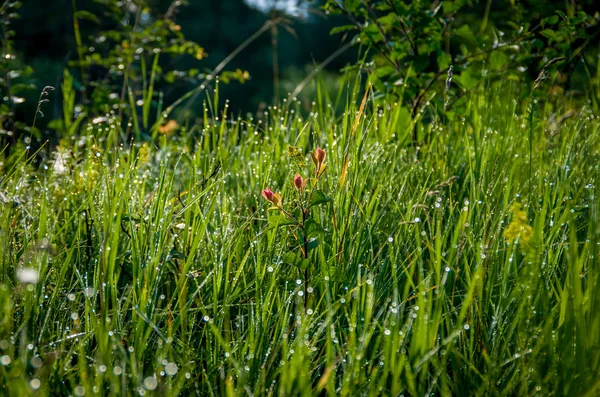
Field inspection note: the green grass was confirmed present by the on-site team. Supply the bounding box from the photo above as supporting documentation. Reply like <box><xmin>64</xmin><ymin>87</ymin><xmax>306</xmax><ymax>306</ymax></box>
<box><xmin>1</xmin><ymin>78</ymin><xmax>599</xmax><ymax>396</ymax></box>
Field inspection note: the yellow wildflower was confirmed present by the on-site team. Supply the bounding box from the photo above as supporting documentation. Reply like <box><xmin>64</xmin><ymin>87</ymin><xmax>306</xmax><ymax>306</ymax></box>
<box><xmin>503</xmin><ymin>203</ymin><xmax>533</xmax><ymax>246</ymax></box>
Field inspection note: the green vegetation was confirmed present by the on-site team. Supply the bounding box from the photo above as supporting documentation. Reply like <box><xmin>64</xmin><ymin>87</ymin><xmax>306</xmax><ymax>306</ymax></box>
<box><xmin>1</xmin><ymin>0</ymin><xmax>600</xmax><ymax>396</ymax></box>
<box><xmin>1</xmin><ymin>75</ymin><xmax>600</xmax><ymax>394</ymax></box>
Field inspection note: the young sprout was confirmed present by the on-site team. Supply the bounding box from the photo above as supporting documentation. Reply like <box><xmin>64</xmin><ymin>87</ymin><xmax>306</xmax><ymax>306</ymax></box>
<box><xmin>261</xmin><ymin>188</ymin><xmax>282</xmax><ymax>208</ymax></box>
<box><xmin>294</xmin><ymin>174</ymin><xmax>306</xmax><ymax>192</ymax></box>
<box><xmin>315</xmin><ymin>147</ymin><xmax>326</xmax><ymax>164</ymax></box>
<box><xmin>310</xmin><ymin>147</ymin><xmax>327</xmax><ymax>177</ymax></box>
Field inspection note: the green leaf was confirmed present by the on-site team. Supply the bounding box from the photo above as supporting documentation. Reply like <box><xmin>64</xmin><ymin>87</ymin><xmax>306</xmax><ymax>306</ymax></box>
<box><xmin>489</xmin><ymin>51</ymin><xmax>508</xmax><ymax>71</ymax></box>
<box><xmin>330</xmin><ymin>25</ymin><xmax>357</xmax><ymax>35</ymax></box>
<box><xmin>75</xmin><ymin>10</ymin><xmax>100</xmax><ymax>24</ymax></box>
<box><xmin>343</xmin><ymin>0</ymin><xmax>360</xmax><ymax>12</ymax></box>
<box><xmin>268</xmin><ymin>212</ymin><xmax>296</xmax><ymax>228</ymax></box>
<box><xmin>168</xmin><ymin>249</ymin><xmax>187</xmax><ymax>260</ymax></box>
<box><xmin>455</xmin><ymin>25</ymin><xmax>475</xmax><ymax>43</ymax></box>
<box><xmin>442</xmin><ymin>0</ymin><xmax>470</xmax><ymax>13</ymax></box>
<box><xmin>540</xmin><ymin>29</ymin><xmax>558</xmax><ymax>42</ymax></box>
<box><xmin>542</xmin><ymin>15</ymin><xmax>559</xmax><ymax>27</ymax></box>
<box><xmin>307</xmin><ymin>238</ymin><xmax>319</xmax><ymax>251</ymax></box>
<box><xmin>454</xmin><ymin>67</ymin><xmax>478</xmax><ymax>90</ymax></box>
<box><xmin>322</xmin><ymin>265</ymin><xmax>345</xmax><ymax>282</ymax></box>
<box><xmin>305</xmin><ymin>219</ymin><xmax>327</xmax><ymax>238</ymax></box>
<box><xmin>555</xmin><ymin>10</ymin><xmax>568</xmax><ymax>21</ymax></box>
<box><xmin>412</xmin><ymin>55</ymin><xmax>430</xmax><ymax>73</ymax></box>
<box><xmin>207</xmin><ymin>222</ymin><xmax>215</xmax><ymax>234</ymax></box>
<box><xmin>309</xmin><ymin>190</ymin><xmax>331</xmax><ymax>208</ymax></box>
<box><xmin>438</xmin><ymin>52</ymin><xmax>452</xmax><ymax>70</ymax></box>
<box><xmin>283</xmin><ymin>252</ymin><xmax>310</xmax><ymax>271</ymax></box>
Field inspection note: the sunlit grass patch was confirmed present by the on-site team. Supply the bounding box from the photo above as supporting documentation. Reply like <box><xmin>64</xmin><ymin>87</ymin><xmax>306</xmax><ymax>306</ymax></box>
<box><xmin>0</xmin><ymin>80</ymin><xmax>599</xmax><ymax>396</ymax></box>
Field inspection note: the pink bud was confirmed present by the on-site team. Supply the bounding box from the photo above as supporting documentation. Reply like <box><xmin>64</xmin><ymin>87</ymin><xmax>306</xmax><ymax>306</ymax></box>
<box><xmin>261</xmin><ymin>188</ymin><xmax>274</xmax><ymax>202</ymax></box>
<box><xmin>294</xmin><ymin>174</ymin><xmax>304</xmax><ymax>191</ymax></box>
<box><xmin>262</xmin><ymin>188</ymin><xmax>282</xmax><ymax>207</ymax></box>
<box><xmin>315</xmin><ymin>147</ymin><xmax>326</xmax><ymax>164</ymax></box>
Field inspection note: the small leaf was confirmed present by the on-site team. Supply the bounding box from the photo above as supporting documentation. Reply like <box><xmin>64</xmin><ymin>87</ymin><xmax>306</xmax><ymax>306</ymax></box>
<box><xmin>330</xmin><ymin>25</ymin><xmax>357</xmax><ymax>35</ymax></box>
<box><xmin>322</xmin><ymin>266</ymin><xmax>344</xmax><ymax>282</ymax></box>
<box><xmin>283</xmin><ymin>252</ymin><xmax>310</xmax><ymax>270</ymax></box>
<box><xmin>455</xmin><ymin>25</ymin><xmax>475</xmax><ymax>43</ymax></box>
<box><xmin>540</xmin><ymin>29</ymin><xmax>558</xmax><ymax>41</ymax></box>
<box><xmin>317</xmin><ymin>163</ymin><xmax>327</xmax><ymax>177</ymax></box>
<box><xmin>343</xmin><ymin>0</ymin><xmax>360</xmax><ymax>12</ymax></box>
<box><xmin>75</xmin><ymin>10</ymin><xmax>100</xmax><ymax>24</ymax></box>
<box><xmin>305</xmin><ymin>219</ymin><xmax>327</xmax><ymax>238</ymax></box>
<box><xmin>309</xmin><ymin>190</ymin><xmax>331</xmax><ymax>208</ymax></box>
<box><xmin>489</xmin><ymin>51</ymin><xmax>508</xmax><ymax>71</ymax></box>
<box><xmin>299</xmin><ymin>259</ymin><xmax>310</xmax><ymax>271</ymax></box>
<box><xmin>307</xmin><ymin>238</ymin><xmax>319</xmax><ymax>251</ymax></box>
<box><xmin>454</xmin><ymin>67</ymin><xmax>478</xmax><ymax>90</ymax></box>
<box><xmin>268</xmin><ymin>212</ymin><xmax>296</xmax><ymax>228</ymax></box>
<box><xmin>555</xmin><ymin>10</ymin><xmax>568</xmax><ymax>21</ymax></box>
<box><xmin>168</xmin><ymin>249</ymin><xmax>187</xmax><ymax>260</ymax></box>
<box><xmin>542</xmin><ymin>15</ymin><xmax>559</xmax><ymax>27</ymax></box>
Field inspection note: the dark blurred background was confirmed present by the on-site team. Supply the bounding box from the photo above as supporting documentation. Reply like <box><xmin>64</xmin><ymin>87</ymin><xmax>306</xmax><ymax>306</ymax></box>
<box><xmin>11</xmin><ymin>0</ymin><xmax>355</xmax><ymax>118</ymax></box>
<box><xmin>2</xmin><ymin>0</ymin><xmax>598</xmax><ymax>140</ymax></box>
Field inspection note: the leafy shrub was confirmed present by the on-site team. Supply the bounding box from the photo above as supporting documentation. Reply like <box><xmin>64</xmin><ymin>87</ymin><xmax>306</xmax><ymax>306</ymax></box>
<box><xmin>51</xmin><ymin>0</ymin><xmax>250</xmax><ymax>140</ymax></box>
<box><xmin>324</xmin><ymin>0</ymin><xmax>599</xmax><ymax>132</ymax></box>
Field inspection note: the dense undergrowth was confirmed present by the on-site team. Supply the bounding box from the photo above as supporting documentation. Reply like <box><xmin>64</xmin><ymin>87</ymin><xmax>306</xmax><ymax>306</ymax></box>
<box><xmin>1</xmin><ymin>78</ymin><xmax>600</xmax><ymax>396</ymax></box>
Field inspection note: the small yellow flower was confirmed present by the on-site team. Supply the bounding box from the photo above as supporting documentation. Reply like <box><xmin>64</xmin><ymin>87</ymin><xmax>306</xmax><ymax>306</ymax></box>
<box><xmin>504</xmin><ymin>203</ymin><xmax>533</xmax><ymax>246</ymax></box>
<box><xmin>138</xmin><ymin>143</ymin><xmax>150</xmax><ymax>165</ymax></box>
<box><xmin>287</xmin><ymin>145</ymin><xmax>305</xmax><ymax>167</ymax></box>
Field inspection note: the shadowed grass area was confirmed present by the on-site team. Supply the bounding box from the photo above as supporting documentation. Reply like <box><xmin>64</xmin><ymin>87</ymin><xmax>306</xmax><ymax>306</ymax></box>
<box><xmin>0</xmin><ymin>77</ymin><xmax>599</xmax><ymax>396</ymax></box>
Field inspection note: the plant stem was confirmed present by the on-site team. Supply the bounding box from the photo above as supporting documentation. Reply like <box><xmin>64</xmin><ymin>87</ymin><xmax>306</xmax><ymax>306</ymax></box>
<box><xmin>301</xmin><ymin>208</ymin><xmax>308</xmax><ymax>308</ymax></box>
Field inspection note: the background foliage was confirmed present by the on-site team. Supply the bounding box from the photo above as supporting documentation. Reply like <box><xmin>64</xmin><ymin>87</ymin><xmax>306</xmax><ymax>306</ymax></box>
<box><xmin>1</xmin><ymin>0</ymin><xmax>598</xmax><ymax>147</ymax></box>
<box><xmin>2</xmin><ymin>0</ymin><xmax>354</xmax><ymax>144</ymax></box>
<box><xmin>325</xmin><ymin>0</ymin><xmax>599</xmax><ymax>135</ymax></box>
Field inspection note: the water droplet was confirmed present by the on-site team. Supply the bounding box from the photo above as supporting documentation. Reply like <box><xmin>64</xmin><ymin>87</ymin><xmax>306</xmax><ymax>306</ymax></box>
<box><xmin>17</xmin><ymin>268</ymin><xmax>39</xmax><ymax>284</ymax></box>
<box><xmin>144</xmin><ymin>376</ymin><xmax>158</xmax><ymax>390</ymax></box>
<box><xmin>165</xmin><ymin>362</ymin><xmax>178</xmax><ymax>376</ymax></box>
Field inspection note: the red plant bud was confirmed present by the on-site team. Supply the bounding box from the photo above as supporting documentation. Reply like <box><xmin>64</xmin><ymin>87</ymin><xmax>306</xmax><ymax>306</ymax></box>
<box><xmin>294</xmin><ymin>174</ymin><xmax>304</xmax><ymax>191</ymax></box>
<box><xmin>315</xmin><ymin>147</ymin><xmax>326</xmax><ymax>164</ymax></box>
<box><xmin>262</xmin><ymin>188</ymin><xmax>282</xmax><ymax>207</ymax></box>
<box><xmin>261</xmin><ymin>188</ymin><xmax>274</xmax><ymax>202</ymax></box>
